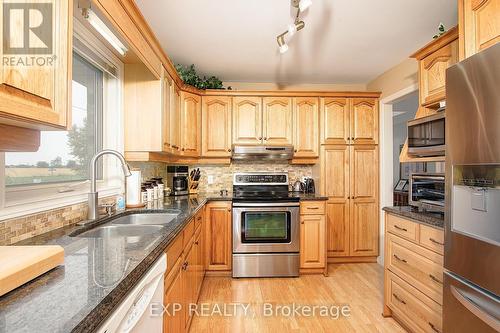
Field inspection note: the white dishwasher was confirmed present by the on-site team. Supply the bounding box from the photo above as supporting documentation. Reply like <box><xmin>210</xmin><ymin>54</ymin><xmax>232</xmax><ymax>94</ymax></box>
<box><xmin>98</xmin><ymin>254</ymin><xmax>167</xmax><ymax>333</ymax></box>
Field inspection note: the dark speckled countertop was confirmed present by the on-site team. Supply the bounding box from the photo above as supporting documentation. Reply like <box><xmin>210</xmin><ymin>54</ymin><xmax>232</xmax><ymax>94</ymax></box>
<box><xmin>383</xmin><ymin>206</ymin><xmax>444</xmax><ymax>229</ymax></box>
<box><xmin>0</xmin><ymin>193</ymin><xmax>325</xmax><ymax>333</ymax></box>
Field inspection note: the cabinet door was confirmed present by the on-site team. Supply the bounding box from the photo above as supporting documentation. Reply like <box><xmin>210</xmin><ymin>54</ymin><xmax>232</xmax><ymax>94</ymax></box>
<box><xmin>293</xmin><ymin>97</ymin><xmax>319</xmax><ymax>158</ymax></box>
<box><xmin>194</xmin><ymin>230</ymin><xmax>203</xmax><ymax>297</ymax></box>
<box><xmin>202</xmin><ymin>96</ymin><xmax>232</xmax><ymax>157</ymax></box>
<box><xmin>460</xmin><ymin>0</ymin><xmax>500</xmax><ymax>59</ymax></box>
<box><xmin>164</xmin><ymin>266</ymin><xmax>185</xmax><ymax>333</ymax></box>
<box><xmin>0</xmin><ymin>0</ymin><xmax>71</xmax><ymax>129</ymax></box>
<box><xmin>170</xmin><ymin>85</ymin><xmax>181</xmax><ymax>153</ymax></box>
<box><xmin>321</xmin><ymin>145</ymin><xmax>350</xmax><ymax>257</ymax></box>
<box><xmin>232</xmin><ymin>97</ymin><xmax>262</xmax><ymax>145</ymax></box>
<box><xmin>320</xmin><ymin>98</ymin><xmax>349</xmax><ymax>145</ymax></box>
<box><xmin>262</xmin><ymin>97</ymin><xmax>293</xmax><ymax>145</ymax></box>
<box><xmin>183</xmin><ymin>243</ymin><xmax>197</xmax><ymax>329</ymax></box>
<box><xmin>205</xmin><ymin>202</ymin><xmax>232</xmax><ymax>271</ymax></box>
<box><xmin>163</xmin><ymin>72</ymin><xmax>173</xmax><ymax>152</ymax></box>
<box><xmin>300</xmin><ymin>215</ymin><xmax>326</xmax><ymax>268</ymax></box>
<box><xmin>420</xmin><ymin>39</ymin><xmax>458</xmax><ymax>107</ymax></box>
<box><xmin>350</xmin><ymin>98</ymin><xmax>378</xmax><ymax>145</ymax></box>
<box><xmin>180</xmin><ymin>92</ymin><xmax>201</xmax><ymax>157</ymax></box>
<box><xmin>349</xmin><ymin>145</ymin><xmax>379</xmax><ymax>257</ymax></box>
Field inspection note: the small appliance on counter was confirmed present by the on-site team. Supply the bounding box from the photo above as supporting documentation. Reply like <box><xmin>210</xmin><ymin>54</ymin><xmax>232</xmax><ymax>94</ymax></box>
<box><xmin>166</xmin><ymin>166</ymin><xmax>189</xmax><ymax>196</ymax></box>
<box><xmin>408</xmin><ymin>173</ymin><xmax>445</xmax><ymax>213</ymax></box>
<box><xmin>304</xmin><ymin>177</ymin><xmax>315</xmax><ymax>194</ymax></box>
<box><xmin>291</xmin><ymin>180</ymin><xmax>305</xmax><ymax>192</ymax></box>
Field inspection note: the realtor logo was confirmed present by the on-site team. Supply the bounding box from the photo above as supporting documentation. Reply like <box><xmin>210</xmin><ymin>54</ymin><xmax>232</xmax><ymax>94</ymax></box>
<box><xmin>3</xmin><ymin>2</ymin><xmax>53</xmax><ymax>55</ymax></box>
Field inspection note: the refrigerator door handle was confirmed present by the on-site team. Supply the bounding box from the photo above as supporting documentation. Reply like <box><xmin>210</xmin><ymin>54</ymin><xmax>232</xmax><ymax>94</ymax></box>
<box><xmin>451</xmin><ymin>285</ymin><xmax>500</xmax><ymax>332</ymax></box>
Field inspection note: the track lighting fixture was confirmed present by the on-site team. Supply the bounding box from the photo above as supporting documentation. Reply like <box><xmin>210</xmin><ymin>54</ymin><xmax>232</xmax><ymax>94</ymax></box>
<box><xmin>276</xmin><ymin>0</ymin><xmax>310</xmax><ymax>53</ymax></box>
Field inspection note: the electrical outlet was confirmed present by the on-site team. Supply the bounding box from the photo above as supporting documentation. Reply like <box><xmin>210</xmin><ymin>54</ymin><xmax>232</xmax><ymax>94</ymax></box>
<box><xmin>207</xmin><ymin>175</ymin><xmax>214</xmax><ymax>184</ymax></box>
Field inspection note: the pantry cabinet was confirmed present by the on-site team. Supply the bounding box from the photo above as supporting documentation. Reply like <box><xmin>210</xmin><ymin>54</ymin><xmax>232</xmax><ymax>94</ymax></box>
<box><xmin>350</xmin><ymin>98</ymin><xmax>379</xmax><ymax>145</ymax></box>
<box><xmin>180</xmin><ymin>92</ymin><xmax>201</xmax><ymax>157</ymax></box>
<box><xmin>293</xmin><ymin>97</ymin><xmax>319</xmax><ymax>158</ymax></box>
<box><xmin>232</xmin><ymin>97</ymin><xmax>262</xmax><ymax>145</ymax></box>
<box><xmin>201</xmin><ymin>96</ymin><xmax>232</xmax><ymax>157</ymax></box>
<box><xmin>0</xmin><ymin>0</ymin><xmax>71</xmax><ymax>131</ymax></box>
<box><xmin>320</xmin><ymin>98</ymin><xmax>350</xmax><ymax>145</ymax></box>
<box><xmin>459</xmin><ymin>0</ymin><xmax>500</xmax><ymax>60</ymax></box>
<box><xmin>205</xmin><ymin>201</ymin><xmax>232</xmax><ymax>271</ymax></box>
<box><xmin>262</xmin><ymin>97</ymin><xmax>293</xmax><ymax>145</ymax></box>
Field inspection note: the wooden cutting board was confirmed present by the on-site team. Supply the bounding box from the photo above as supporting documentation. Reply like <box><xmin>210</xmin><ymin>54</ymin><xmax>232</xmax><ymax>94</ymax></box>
<box><xmin>0</xmin><ymin>245</ymin><xmax>64</xmax><ymax>297</ymax></box>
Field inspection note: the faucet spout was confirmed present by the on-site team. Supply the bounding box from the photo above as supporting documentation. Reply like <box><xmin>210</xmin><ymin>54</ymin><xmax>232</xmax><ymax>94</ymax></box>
<box><xmin>88</xmin><ymin>150</ymin><xmax>131</xmax><ymax>220</ymax></box>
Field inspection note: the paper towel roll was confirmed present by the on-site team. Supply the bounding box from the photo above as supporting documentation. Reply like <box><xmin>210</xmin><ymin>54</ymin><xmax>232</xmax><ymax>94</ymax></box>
<box><xmin>126</xmin><ymin>169</ymin><xmax>142</xmax><ymax>207</ymax></box>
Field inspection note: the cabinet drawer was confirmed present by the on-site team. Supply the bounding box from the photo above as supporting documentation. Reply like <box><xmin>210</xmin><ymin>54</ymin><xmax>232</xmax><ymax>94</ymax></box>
<box><xmin>300</xmin><ymin>201</ymin><xmax>325</xmax><ymax>215</ymax></box>
<box><xmin>388</xmin><ymin>272</ymin><xmax>442</xmax><ymax>333</ymax></box>
<box><xmin>165</xmin><ymin>233</ymin><xmax>183</xmax><ymax>275</ymax></box>
<box><xmin>183</xmin><ymin>218</ymin><xmax>195</xmax><ymax>249</ymax></box>
<box><xmin>419</xmin><ymin>225</ymin><xmax>444</xmax><ymax>255</ymax></box>
<box><xmin>195</xmin><ymin>211</ymin><xmax>203</xmax><ymax>232</ymax></box>
<box><xmin>386</xmin><ymin>214</ymin><xmax>419</xmax><ymax>242</ymax></box>
<box><xmin>387</xmin><ymin>234</ymin><xmax>443</xmax><ymax>305</ymax></box>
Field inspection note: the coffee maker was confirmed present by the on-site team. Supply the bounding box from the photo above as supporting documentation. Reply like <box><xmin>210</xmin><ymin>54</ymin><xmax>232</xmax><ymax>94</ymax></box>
<box><xmin>166</xmin><ymin>166</ymin><xmax>189</xmax><ymax>196</ymax></box>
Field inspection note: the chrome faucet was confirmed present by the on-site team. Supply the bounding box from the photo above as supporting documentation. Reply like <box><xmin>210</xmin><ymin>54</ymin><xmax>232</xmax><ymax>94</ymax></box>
<box><xmin>87</xmin><ymin>150</ymin><xmax>132</xmax><ymax>220</ymax></box>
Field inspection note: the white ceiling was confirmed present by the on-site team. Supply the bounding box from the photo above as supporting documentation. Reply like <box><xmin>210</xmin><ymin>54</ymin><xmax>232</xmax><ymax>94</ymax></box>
<box><xmin>134</xmin><ymin>0</ymin><xmax>457</xmax><ymax>85</ymax></box>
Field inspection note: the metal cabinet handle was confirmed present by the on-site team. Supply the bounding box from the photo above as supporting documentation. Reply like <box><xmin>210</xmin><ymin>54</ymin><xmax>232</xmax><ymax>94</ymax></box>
<box><xmin>393</xmin><ymin>254</ymin><xmax>407</xmax><ymax>263</ymax></box>
<box><xmin>307</xmin><ymin>207</ymin><xmax>319</xmax><ymax>210</ymax></box>
<box><xmin>228</xmin><ymin>149</ymin><xmax>232</xmax><ymax>152</ymax></box>
<box><xmin>429</xmin><ymin>274</ymin><xmax>442</xmax><ymax>284</ymax></box>
<box><xmin>429</xmin><ymin>238</ymin><xmax>444</xmax><ymax>246</ymax></box>
<box><xmin>264</xmin><ymin>137</ymin><xmax>268</xmax><ymax>140</ymax></box>
<box><xmin>172</xmin><ymin>145</ymin><xmax>179</xmax><ymax>149</ymax></box>
<box><xmin>394</xmin><ymin>225</ymin><xmax>408</xmax><ymax>232</ymax></box>
<box><xmin>393</xmin><ymin>293</ymin><xmax>406</xmax><ymax>305</ymax></box>
<box><xmin>258</xmin><ymin>137</ymin><xmax>262</xmax><ymax>140</ymax></box>
<box><xmin>428</xmin><ymin>322</ymin><xmax>441</xmax><ymax>333</ymax></box>
<box><xmin>195</xmin><ymin>241</ymin><xmax>199</xmax><ymax>245</ymax></box>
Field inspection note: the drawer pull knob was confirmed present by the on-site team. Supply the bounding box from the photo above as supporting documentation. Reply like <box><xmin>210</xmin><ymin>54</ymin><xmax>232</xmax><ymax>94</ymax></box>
<box><xmin>393</xmin><ymin>254</ymin><xmax>407</xmax><ymax>263</ymax></box>
<box><xmin>429</xmin><ymin>238</ymin><xmax>444</xmax><ymax>246</ymax></box>
<box><xmin>393</xmin><ymin>293</ymin><xmax>406</xmax><ymax>305</ymax></box>
<box><xmin>428</xmin><ymin>322</ymin><xmax>441</xmax><ymax>333</ymax></box>
<box><xmin>394</xmin><ymin>225</ymin><xmax>407</xmax><ymax>232</ymax></box>
<box><xmin>195</xmin><ymin>241</ymin><xmax>199</xmax><ymax>245</ymax></box>
<box><xmin>429</xmin><ymin>274</ymin><xmax>442</xmax><ymax>284</ymax></box>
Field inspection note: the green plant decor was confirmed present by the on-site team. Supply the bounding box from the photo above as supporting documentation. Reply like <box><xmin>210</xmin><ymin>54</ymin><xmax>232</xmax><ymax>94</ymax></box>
<box><xmin>432</xmin><ymin>23</ymin><xmax>447</xmax><ymax>39</ymax></box>
<box><xmin>175</xmin><ymin>64</ymin><xmax>225</xmax><ymax>90</ymax></box>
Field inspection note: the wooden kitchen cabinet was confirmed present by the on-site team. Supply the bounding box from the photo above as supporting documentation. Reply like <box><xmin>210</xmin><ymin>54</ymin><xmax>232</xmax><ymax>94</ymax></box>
<box><xmin>300</xmin><ymin>214</ymin><xmax>326</xmax><ymax>269</ymax></box>
<box><xmin>0</xmin><ymin>0</ymin><xmax>71</xmax><ymax>131</ymax></box>
<box><xmin>180</xmin><ymin>92</ymin><xmax>201</xmax><ymax>157</ymax></box>
<box><xmin>201</xmin><ymin>96</ymin><xmax>232</xmax><ymax>157</ymax></box>
<box><xmin>262</xmin><ymin>97</ymin><xmax>293</xmax><ymax>145</ymax></box>
<box><xmin>232</xmin><ymin>96</ymin><xmax>262</xmax><ymax>145</ymax></box>
<box><xmin>163</xmin><ymin>73</ymin><xmax>173</xmax><ymax>153</ymax></box>
<box><xmin>320</xmin><ymin>98</ymin><xmax>350</xmax><ymax>145</ymax></box>
<box><xmin>293</xmin><ymin>97</ymin><xmax>319</xmax><ymax>158</ymax></box>
<box><xmin>170</xmin><ymin>85</ymin><xmax>182</xmax><ymax>153</ymax></box>
<box><xmin>459</xmin><ymin>0</ymin><xmax>500</xmax><ymax>60</ymax></box>
<box><xmin>205</xmin><ymin>201</ymin><xmax>232</xmax><ymax>271</ymax></box>
<box><xmin>350</xmin><ymin>98</ymin><xmax>378</xmax><ymax>145</ymax></box>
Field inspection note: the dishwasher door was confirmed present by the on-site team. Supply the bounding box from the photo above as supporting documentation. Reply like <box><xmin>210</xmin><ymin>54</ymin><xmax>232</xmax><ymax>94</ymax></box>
<box><xmin>98</xmin><ymin>254</ymin><xmax>167</xmax><ymax>333</ymax></box>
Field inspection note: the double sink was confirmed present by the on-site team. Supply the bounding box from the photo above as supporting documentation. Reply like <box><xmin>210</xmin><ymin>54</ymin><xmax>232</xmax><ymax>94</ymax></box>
<box><xmin>73</xmin><ymin>210</ymin><xmax>181</xmax><ymax>239</ymax></box>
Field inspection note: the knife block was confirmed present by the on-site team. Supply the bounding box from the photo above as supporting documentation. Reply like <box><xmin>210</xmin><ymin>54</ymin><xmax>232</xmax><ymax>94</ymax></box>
<box><xmin>188</xmin><ymin>176</ymin><xmax>199</xmax><ymax>194</ymax></box>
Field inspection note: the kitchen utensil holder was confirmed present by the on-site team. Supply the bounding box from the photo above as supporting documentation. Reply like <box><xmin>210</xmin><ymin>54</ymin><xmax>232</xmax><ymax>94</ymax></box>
<box><xmin>188</xmin><ymin>177</ymin><xmax>199</xmax><ymax>194</ymax></box>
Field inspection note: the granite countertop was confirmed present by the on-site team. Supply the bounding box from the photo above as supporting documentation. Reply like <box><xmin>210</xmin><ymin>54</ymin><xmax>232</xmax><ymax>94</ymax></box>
<box><xmin>0</xmin><ymin>192</ymin><xmax>325</xmax><ymax>333</ymax></box>
<box><xmin>383</xmin><ymin>206</ymin><xmax>444</xmax><ymax>229</ymax></box>
<box><xmin>200</xmin><ymin>191</ymin><xmax>328</xmax><ymax>201</ymax></box>
<box><xmin>0</xmin><ymin>195</ymin><xmax>214</xmax><ymax>333</ymax></box>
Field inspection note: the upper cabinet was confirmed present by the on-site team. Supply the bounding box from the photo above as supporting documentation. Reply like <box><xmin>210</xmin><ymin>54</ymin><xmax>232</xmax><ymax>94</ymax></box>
<box><xmin>262</xmin><ymin>97</ymin><xmax>293</xmax><ymax>145</ymax></box>
<box><xmin>459</xmin><ymin>0</ymin><xmax>500</xmax><ymax>60</ymax></box>
<box><xmin>411</xmin><ymin>27</ymin><xmax>459</xmax><ymax>108</ymax></box>
<box><xmin>170</xmin><ymin>85</ymin><xmax>182</xmax><ymax>153</ymax></box>
<box><xmin>293</xmin><ymin>97</ymin><xmax>319</xmax><ymax>158</ymax></box>
<box><xmin>163</xmin><ymin>73</ymin><xmax>173</xmax><ymax>152</ymax></box>
<box><xmin>320</xmin><ymin>97</ymin><xmax>378</xmax><ymax>145</ymax></box>
<box><xmin>232</xmin><ymin>97</ymin><xmax>262</xmax><ymax>145</ymax></box>
<box><xmin>0</xmin><ymin>0</ymin><xmax>71</xmax><ymax>131</ymax></box>
<box><xmin>180</xmin><ymin>92</ymin><xmax>201</xmax><ymax>157</ymax></box>
<box><xmin>202</xmin><ymin>96</ymin><xmax>232</xmax><ymax>157</ymax></box>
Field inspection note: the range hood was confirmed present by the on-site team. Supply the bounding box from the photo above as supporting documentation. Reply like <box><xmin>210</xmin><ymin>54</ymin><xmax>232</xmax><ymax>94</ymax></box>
<box><xmin>231</xmin><ymin>145</ymin><xmax>294</xmax><ymax>161</ymax></box>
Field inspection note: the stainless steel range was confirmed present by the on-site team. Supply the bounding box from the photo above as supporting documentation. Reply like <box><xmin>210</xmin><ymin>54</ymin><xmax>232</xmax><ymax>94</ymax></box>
<box><xmin>232</xmin><ymin>172</ymin><xmax>300</xmax><ymax>278</ymax></box>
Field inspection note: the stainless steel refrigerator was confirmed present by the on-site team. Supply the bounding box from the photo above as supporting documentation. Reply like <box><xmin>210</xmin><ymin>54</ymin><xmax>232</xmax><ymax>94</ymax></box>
<box><xmin>444</xmin><ymin>43</ymin><xmax>500</xmax><ymax>332</ymax></box>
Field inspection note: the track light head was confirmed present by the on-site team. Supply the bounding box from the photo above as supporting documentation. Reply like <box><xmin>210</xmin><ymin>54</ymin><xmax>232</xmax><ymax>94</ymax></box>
<box><xmin>277</xmin><ymin>35</ymin><xmax>289</xmax><ymax>54</ymax></box>
<box><xmin>299</xmin><ymin>0</ymin><xmax>312</xmax><ymax>12</ymax></box>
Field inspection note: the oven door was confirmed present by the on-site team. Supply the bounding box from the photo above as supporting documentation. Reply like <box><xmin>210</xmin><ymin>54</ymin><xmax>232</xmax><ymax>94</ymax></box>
<box><xmin>232</xmin><ymin>204</ymin><xmax>299</xmax><ymax>253</ymax></box>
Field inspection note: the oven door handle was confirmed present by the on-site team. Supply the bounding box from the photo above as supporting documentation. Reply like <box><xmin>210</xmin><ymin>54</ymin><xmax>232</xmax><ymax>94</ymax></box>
<box><xmin>232</xmin><ymin>202</ymin><xmax>300</xmax><ymax>207</ymax></box>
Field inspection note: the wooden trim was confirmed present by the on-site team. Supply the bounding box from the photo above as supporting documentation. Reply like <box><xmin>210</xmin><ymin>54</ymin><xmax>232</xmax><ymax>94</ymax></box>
<box><xmin>327</xmin><ymin>256</ymin><xmax>378</xmax><ymax>263</ymax></box>
<box><xmin>290</xmin><ymin>158</ymin><xmax>318</xmax><ymax>165</ymax></box>
<box><xmin>410</xmin><ymin>26</ymin><xmax>459</xmax><ymax>60</ymax></box>
<box><xmin>0</xmin><ymin>125</ymin><xmax>40</xmax><ymax>152</ymax></box>
<box><xmin>204</xmin><ymin>270</ymin><xmax>232</xmax><ymax>277</ymax></box>
<box><xmin>204</xmin><ymin>90</ymin><xmax>381</xmax><ymax>98</ymax></box>
<box><xmin>124</xmin><ymin>151</ymin><xmax>231</xmax><ymax>164</ymax></box>
<box><xmin>299</xmin><ymin>268</ymin><xmax>326</xmax><ymax>275</ymax></box>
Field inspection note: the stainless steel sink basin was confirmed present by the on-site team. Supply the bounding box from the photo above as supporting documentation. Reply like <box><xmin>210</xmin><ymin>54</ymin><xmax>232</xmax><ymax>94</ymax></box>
<box><xmin>111</xmin><ymin>213</ymin><xmax>179</xmax><ymax>226</ymax></box>
<box><xmin>76</xmin><ymin>225</ymin><xmax>163</xmax><ymax>238</ymax></box>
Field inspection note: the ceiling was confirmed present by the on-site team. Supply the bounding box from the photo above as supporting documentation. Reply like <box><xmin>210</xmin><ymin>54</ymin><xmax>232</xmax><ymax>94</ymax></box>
<box><xmin>134</xmin><ymin>0</ymin><xmax>457</xmax><ymax>85</ymax></box>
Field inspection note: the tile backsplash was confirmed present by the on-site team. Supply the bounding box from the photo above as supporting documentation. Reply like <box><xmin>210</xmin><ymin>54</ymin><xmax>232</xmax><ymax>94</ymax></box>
<box><xmin>128</xmin><ymin>161</ymin><xmax>168</xmax><ymax>182</ymax></box>
<box><xmin>190</xmin><ymin>163</ymin><xmax>313</xmax><ymax>192</ymax></box>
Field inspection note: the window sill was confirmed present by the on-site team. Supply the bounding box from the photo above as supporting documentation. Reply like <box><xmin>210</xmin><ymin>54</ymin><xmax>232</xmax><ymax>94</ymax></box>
<box><xmin>0</xmin><ymin>185</ymin><xmax>121</xmax><ymax>221</ymax></box>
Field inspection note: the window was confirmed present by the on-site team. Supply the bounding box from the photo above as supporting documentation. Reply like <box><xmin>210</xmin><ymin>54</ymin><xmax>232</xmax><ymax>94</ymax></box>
<box><xmin>5</xmin><ymin>52</ymin><xmax>104</xmax><ymax>186</ymax></box>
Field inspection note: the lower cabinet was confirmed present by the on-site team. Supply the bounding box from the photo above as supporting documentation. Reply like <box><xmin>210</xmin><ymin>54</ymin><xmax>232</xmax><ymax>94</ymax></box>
<box><xmin>205</xmin><ymin>201</ymin><xmax>232</xmax><ymax>272</ymax></box>
<box><xmin>299</xmin><ymin>202</ymin><xmax>327</xmax><ymax>274</ymax></box>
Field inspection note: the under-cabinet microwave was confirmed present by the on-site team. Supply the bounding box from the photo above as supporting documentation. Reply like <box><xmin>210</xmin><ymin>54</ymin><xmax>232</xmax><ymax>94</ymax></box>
<box><xmin>407</xmin><ymin>112</ymin><xmax>445</xmax><ymax>157</ymax></box>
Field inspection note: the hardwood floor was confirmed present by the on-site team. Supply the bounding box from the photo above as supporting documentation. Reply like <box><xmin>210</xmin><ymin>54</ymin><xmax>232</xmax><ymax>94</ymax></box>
<box><xmin>190</xmin><ymin>263</ymin><xmax>405</xmax><ymax>332</ymax></box>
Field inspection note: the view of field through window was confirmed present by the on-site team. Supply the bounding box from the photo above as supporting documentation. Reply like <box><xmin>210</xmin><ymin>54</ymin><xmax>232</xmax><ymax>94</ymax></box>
<box><xmin>5</xmin><ymin>53</ymin><xmax>103</xmax><ymax>186</ymax></box>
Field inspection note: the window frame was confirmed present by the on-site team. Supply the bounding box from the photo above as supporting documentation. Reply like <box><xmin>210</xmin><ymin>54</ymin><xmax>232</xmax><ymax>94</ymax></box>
<box><xmin>0</xmin><ymin>18</ymin><xmax>125</xmax><ymax>220</ymax></box>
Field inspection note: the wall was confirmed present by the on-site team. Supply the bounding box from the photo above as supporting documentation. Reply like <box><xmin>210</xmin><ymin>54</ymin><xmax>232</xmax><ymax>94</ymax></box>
<box><xmin>191</xmin><ymin>163</ymin><xmax>312</xmax><ymax>193</ymax></box>
<box><xmin>222</xmin><ymin>82</ymin><xmax>367</xmax><ymax>92</ymax></box>
<box><xmin>366</xmin><ymin>58</ymin><xmax>418</xmax><ymax>99</ymax></box>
